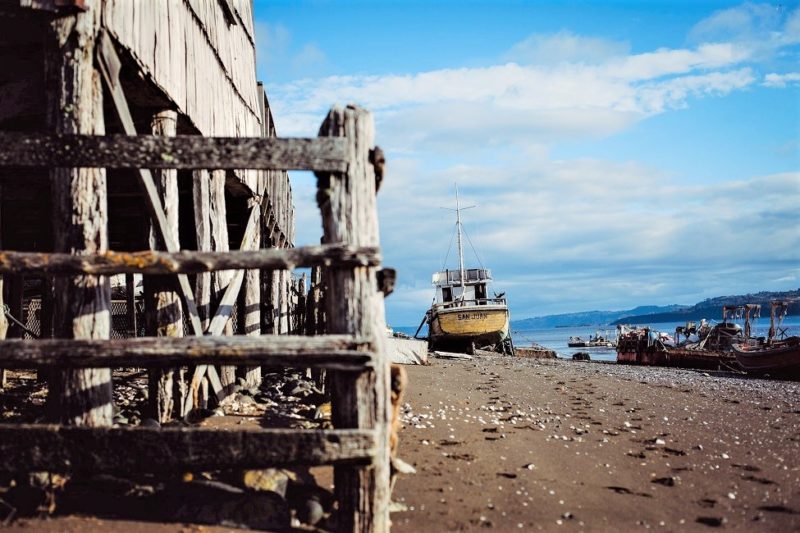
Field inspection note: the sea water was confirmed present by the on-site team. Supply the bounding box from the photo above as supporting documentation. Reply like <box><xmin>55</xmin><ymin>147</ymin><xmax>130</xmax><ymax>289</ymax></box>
<box><xmin>396</xmin><ymin>317</ymin><xmax>800</xmax><ymax>363</ymax></box>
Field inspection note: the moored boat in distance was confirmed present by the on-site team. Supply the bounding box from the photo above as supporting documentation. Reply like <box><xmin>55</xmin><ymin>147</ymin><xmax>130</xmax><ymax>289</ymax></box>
<box><xmin>567</xmin><ymin>331</ymin><xmax>615</xmax><ymax>348</ymax></box>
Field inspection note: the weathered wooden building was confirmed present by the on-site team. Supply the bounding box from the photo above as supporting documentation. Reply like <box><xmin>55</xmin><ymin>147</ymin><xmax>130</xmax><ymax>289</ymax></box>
<box><xmin>0</xmin><ymin>1</ymin><xmax>391</xmax><ymax>530</ymax></box>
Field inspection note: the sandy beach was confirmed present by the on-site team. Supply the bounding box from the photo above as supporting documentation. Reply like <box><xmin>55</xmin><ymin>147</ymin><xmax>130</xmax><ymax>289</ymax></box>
<box><xmin>391</xmin><ymin>356</ymin><xmax>800</xmax><ymax>531</ymax></box>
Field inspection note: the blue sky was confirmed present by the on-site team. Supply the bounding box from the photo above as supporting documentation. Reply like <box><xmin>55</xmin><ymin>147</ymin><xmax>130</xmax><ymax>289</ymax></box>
<box><xmin>252</xmin><ymin>1</ymin><xmax>800</xmax><ymax>326</ymax></box>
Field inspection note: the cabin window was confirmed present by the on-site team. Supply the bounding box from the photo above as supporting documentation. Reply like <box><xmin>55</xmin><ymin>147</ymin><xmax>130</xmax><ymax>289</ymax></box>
<box><xmin>475</xmin><ymin>283</ymin><xmax>487</xmax><ymax>303</ymax></box>
<box><xmin>442</xmin><ymin>287</ymin><xmax>452</xmax><ymax>302</ymax></box>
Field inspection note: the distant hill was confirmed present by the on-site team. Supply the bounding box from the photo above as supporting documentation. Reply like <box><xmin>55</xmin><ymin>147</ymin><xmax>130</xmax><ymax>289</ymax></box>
<box><xmin>510</xmin><ymin>289</ymin><xmax>800</xmax><ymax>329</ymax></box>
<box><xmin>609</xmin><ymin>289</ymin><xmax>800</xmax><ymax>325</ymax></box>
<box><xmin>511</xmin><ymin>304</ymin><xmax>685</xmax><ymax>329</ymax></box>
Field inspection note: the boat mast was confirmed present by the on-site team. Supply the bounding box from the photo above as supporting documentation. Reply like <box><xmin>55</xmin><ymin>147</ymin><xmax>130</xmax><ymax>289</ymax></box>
<box><xmin>455</xmin><ymin>184</ymin><xmax>466</xmax><ymax>299</ymax></box>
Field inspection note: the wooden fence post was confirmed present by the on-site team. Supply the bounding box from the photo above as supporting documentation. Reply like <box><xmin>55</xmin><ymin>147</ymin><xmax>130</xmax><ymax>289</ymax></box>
<box><xmin>317</xmin><ymin>105</ymin><xmax>390</xmax><ymax>531</ymax></box>
<box><xmin>145</xmin><ymin>109</ymin><xmax>185</xmax><ymax>422</ymax></box>
<box><xmin>45</xmin><ymin>3</ymin><xmax>113</xmax><ymax>426</ymax></box>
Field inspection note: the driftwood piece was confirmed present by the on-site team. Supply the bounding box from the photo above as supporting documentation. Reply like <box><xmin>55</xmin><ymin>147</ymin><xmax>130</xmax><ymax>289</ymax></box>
<box><xmin>0</xmin><ymin>132</ymin><xmax>349</xmax><ymax>172</ymax></box>
<box><xmin>0</xmin><ymin>425</ymin><xmax>377</xmax><ymax>473</ymax></box>
<box><xmin>45</xmin><ymin>1</ymin><xmax>113</xmax><ymax>427</ymax></box>
<box><xmin>0</xmin><ymin>245</ymin><xmax>380</xmax><ymax>276</ymax></box>
<box><xmin>0</xmin><ymin>335</ymin><xmax>373</xmax><ymax>370</ymax></box>
<box><xmin>317</xmin><ymin>105</ymin><xmax>390</xmax><ymax>531</ymax></box>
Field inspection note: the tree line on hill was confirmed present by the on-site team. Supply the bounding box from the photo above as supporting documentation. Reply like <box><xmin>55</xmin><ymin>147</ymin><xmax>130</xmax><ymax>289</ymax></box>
<box><xmin>511</xmin><ymin>289</ymin><xmax>799</xmax><ymax>329</ymax></box>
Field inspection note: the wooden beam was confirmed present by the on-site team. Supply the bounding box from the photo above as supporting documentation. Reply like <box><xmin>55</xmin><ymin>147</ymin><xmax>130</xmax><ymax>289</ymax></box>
<box><xmin>0</xmin><ymin>132</ymin><xmax>349</xmax><ymax>172</ymax></box>
<box><xmin>238</xmin><ymin>200</ymin><xmax>261</xmax><ymax>388</ymax></box>
<box><xmin>0</xmin><ymin>425</ymin><xmax>376</xmax><ymax>473</ymax></box>
<box><xmin>96</xmin><ymin>30</ymin><xmax>204</xmax><ymax>338</ymax></box>
<box><xmin>208</xmin><ymin>169</ymin><xmax>235</xmax><ymax>393</ymax></box>
<box><xmin>0</xmin><ymin>335</ymin><xmax>374</xmax><ymax>370</ymax></box>
<box><xmin>206</xmin><ymin>205</ymin><xmax>260</xmax><ymax>337</ymax></box>
<box><xmin>0</xmin><ymin>245</ymin><xmax>381</xmax><ymax>275</ymax></box>
<box><xmin>145</xmin><ymin>109</ymin><xmax>184</xmax><ymax>423</ymax></box>
<box><xmin>45</xmin><ymin>1</ymin><xmax>113</xmax><ymax>427</ymax></box>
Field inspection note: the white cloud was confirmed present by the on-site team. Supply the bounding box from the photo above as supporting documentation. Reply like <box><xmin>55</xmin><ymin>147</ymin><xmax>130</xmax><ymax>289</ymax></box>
<box><xmin>689</xmin><ymin>3</ymin><xmax>800</xmax><ymax>57</ymax></box>
<box><xmin>271</xmin><ymin>44</ymin><xmax>758</xmax><ymax>146</ymax></box>
<box><xmin>763</xmin><ymin>71</ymin><xmax>800</xmax><ymax>87</ymax></box>
<box><xmin>266</xmin><ymin>10</ymin><xmax>800</xmax><ymax>324</ymax></box>
<box><xmin>504</xmin><ymin>31</ymin><xmax>630</xmax><ymax>65</ymax></box>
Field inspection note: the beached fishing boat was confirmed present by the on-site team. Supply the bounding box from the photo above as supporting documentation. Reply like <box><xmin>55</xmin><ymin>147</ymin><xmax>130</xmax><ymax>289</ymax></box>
<box><xmin>732</xmin><ymin>301</ymin><xmax>800</xmax><ymax>376</ymax></box>
<box><xmin>417</xmin><ymin>187</ymin><xmax>512</xmax><ymax>354</ymax></box>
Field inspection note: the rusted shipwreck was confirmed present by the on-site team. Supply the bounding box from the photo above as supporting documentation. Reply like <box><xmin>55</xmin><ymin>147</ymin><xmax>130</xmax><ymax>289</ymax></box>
<box><xmin>0</xmin><ymin>1</ymin><xmax>393</xmax><ymax>530</ymax></box>
<box><xmin>615</xmin><ymin>306</ymin><xmax>750</xmax><ymax>371</ymax></box>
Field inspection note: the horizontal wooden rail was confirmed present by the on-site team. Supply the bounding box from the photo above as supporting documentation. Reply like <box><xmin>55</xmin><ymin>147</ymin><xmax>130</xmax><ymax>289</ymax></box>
<box><xmin>0</xmin><ymin>244</ymin><xmax>380</xmax><ymax>275</ymax></box>
<box><xmin>0</xmin><ymin>335</ymin><xmax>374</xmax><ymax>371</ymax></box>
<box><xmin>0</xmin><ymin>132</ymin><xmax>349</xmax><ymax>172</ymax></box>
<box><xmin>0</xmin><ymin>425</ymin><xmax>377</xmax><ymax>473</ymax></box>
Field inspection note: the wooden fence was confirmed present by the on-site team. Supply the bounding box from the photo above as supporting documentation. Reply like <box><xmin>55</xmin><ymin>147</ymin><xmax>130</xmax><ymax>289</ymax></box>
<box><xmin>0</xmin><ymin>30</ymin><xmax>390</xmax><ymax>532</ymax></box>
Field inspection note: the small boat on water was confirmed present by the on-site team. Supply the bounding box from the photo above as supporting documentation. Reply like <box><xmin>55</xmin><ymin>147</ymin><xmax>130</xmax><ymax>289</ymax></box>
<box><xmin>416</xmin><ymin>186</ymin><xmax>513</xmax><ymax>355</ymax></box>
<box><xmin>732</xmin><ymin>301</ymin><xmax>800</xmax><ymax>377</ymax></box>
<box><xmin>568</xmin><ymin>332</ymin><xmax>614</xmax><ymax>348</ymax></box>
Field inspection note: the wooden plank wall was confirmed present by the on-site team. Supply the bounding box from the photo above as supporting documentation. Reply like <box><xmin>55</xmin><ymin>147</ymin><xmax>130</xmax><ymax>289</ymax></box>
<box><xmin>102</xmin><ymin>0</ymin><xmax>260</xmax><ymax>137</ymax></box>
<box><xmin>102</xmin><ymin>0</ymin><xmax>264</xmax><ymax>194</ymax></box>
<box><xmin>102</xmin><ymin>0</ymin><xmax>295</xmax><ymax>258</ymax></box>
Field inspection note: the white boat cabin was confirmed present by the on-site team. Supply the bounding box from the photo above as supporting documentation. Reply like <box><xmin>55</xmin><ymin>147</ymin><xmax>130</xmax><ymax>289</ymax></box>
<box><xmin>432</xmin><ymin>268</ymin><xmax>504</xmax><ymax>307</ymax></box>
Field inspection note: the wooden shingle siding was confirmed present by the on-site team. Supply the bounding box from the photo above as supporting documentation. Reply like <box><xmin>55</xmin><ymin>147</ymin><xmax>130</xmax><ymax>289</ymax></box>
<box><xmin>102</xmin><ymin>0</ymin><xmax>260</xmax><ymax>138</ymax></box>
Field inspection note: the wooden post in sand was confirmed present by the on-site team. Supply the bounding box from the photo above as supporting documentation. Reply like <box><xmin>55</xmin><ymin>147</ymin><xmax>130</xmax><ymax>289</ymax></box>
<box><xmin>145</xmin><ymin>109</ymin><xmax>185</xmax><ymax>422</ymax></box>
<box><xmin>317</xmin><ymin>105</ymin><xmax>390</xmax><ymax>531</ymax></box>
<box><xmin>44</xmin><ymin>2</ymin><xmax>113</xmax><ymax>426</ymax></box>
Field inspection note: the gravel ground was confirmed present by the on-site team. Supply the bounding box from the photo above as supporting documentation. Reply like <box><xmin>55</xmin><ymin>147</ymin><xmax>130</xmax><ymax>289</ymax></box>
<box><xmin>391</xmin><ymin>356</ymin><xmax>800</xmax><ymax>531</ymax></box>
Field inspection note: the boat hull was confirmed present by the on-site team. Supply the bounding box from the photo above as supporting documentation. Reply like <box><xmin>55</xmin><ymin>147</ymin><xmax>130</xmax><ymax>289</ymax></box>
<box><xmin>616</xmin><ymin>346</ymin><xmax>738</xmax><ymax>370</ymax></box>
<box><xmin>732</xmin><ymin>337</ymin><xmax>800</xmax><ymax>376</ymax></box>
<box><xmin>429</xmin><ymin>305</ymin><xmax>509</xmax><ymax>350</ymax></box>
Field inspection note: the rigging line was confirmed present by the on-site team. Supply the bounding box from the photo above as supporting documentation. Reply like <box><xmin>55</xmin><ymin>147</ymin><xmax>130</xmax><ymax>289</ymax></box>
<box><xmin>441</xmin><ymin>222</ymin><xmax>458</xmax><ymax>271</ymax></box>
<box><xmin>461</xmin><ymin>224</ymin><xmax>485</xmax><ymax>270</ymax></box>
